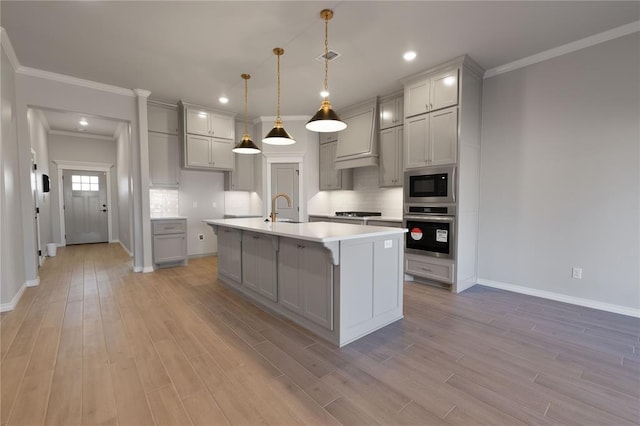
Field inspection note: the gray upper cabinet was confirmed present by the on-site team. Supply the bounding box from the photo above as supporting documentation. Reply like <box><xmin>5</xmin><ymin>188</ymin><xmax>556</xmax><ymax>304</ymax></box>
<box><xmin>405</xmin><ymin>106</ymin><xmax>458</xmax><ymax>169</ymax></box>
<box><xmin>179</xmin><ymin>101</ymin><xmax>235</xmax><ymax>171</ymax></box>
<box><xmin>405</xmin><ymin>68</ymin><xmax>459</xmax><ymax>118</ymax></box>
<box><xmin>379</xmin><ymin>126</ymin><xmax>403</xmax><ymax>187</ymax></box>
<box><xmin>148</xmin><ymin>102</ymin><xmax>179</xmax><ymax>135</ymax></box>
<box><xmin>149</xmin><ymin>132</ymin><xmax>180</xmax><ymax>187</ymax></box>
<box><xmin>335</xmin><ymin>97</ymin><xmax>378</xmax><ymax>169</ymax></box>
<box><xmin>319</xmin><ymin>141</ymin><xmax>353</xmax><ymax>191</ymax></box>
<box><xmin>379</xmin><ymin>94</ymin><xmax>403</xmax><ymax>130</ymax></box>
<box><xmin>225</xmin><ymin>119</ymin><xmax>255</xmax><ymax>191</ymax></box>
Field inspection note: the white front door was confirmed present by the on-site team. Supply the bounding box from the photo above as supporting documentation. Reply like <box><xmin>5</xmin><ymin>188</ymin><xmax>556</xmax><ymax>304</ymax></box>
<box><xmin>63</xmin><ymin>170</ymin><xmax>108</xmax><ymax>244</ymax></box>
<box><xmin>270</xmin><ymin>163</ymin><xmax>299</xmax><ymax>222</ymax></box>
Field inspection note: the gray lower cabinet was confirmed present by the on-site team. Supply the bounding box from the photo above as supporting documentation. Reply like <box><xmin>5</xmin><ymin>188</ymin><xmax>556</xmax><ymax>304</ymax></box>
<box><xmin>242</xmin><ymin>232</ymin><xmax>277</xmax><ymax>302</ymax></box>
<box><xmin>152</xmin><ymin>219</ymin><xmax>187</xmax><ymax>267</ymax></box>
<box><xmin>217</xmin><ymin>227</ymin><xmax>242</xmax><ymax>283</ymax></box>
<box><xmin>278</xmin><ymin>237</ymin><xmax>333</xmax><ymax>330</ymax></box>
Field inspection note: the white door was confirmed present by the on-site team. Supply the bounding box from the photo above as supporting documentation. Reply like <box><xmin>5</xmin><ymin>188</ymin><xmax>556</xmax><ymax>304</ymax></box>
<box><xmin>63</xmin><ymin>170</ymin><xmax>108</xmax><ymax>244</ymax></box>
<box><xmin>270</xmin><ymin>163</ymin><xmax>299</xmax><ymax>222</ymax></box>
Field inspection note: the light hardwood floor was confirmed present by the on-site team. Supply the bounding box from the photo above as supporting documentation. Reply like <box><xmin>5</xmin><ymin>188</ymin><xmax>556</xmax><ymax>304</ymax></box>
<box><xmin>1</xmin><ymin>243</ymin><xmax>639</xmax><ymax>425</ymax></box>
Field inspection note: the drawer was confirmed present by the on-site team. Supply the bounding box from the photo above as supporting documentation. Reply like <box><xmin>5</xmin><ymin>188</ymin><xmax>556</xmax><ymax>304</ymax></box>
<box><xmin>406</xmin><ymin>256</ymin><xmax>453</xmax><ymax>283</ymax></box>
<box><xmin>152</xmin><ymin>220</ymin><xmax>186</xmax><ymax>235</ymax></box>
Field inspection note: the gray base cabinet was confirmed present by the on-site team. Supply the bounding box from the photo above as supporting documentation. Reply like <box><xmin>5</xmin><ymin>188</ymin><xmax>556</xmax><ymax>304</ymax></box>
<box><xmin>152</xmin><ymin>219</ymin><xmax>187</xmax><ymax>267</ymax></box>
<box><xmin>278</xmin><ymin>237</ymin><xmax>333</xmax><ymax>330</ymax></box>
<box><xmin>217</xmin><ymin>227</ymin><xmax>242</xmax><ymax>283</ymax></box>
<box><xmin>242</xmin><ymin>232</ymin><xmax>278</xmax><ymax>302</ymax></box>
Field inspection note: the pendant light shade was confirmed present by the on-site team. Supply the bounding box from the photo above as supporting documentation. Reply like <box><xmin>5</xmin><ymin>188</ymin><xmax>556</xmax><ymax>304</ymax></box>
<box><xmin>233</xmin><ymin>74</ymin><xmax>261</xmax><ymax>154</ymax></box>
<box><xmin>263</xmin><ymin>48</ymin><xmax>295</xmax><ymax>145</ymax></box>
<box><xmin>306</xmin><ymin>9</ymin><xmax>347</xmax><ymax>133</ymax></box>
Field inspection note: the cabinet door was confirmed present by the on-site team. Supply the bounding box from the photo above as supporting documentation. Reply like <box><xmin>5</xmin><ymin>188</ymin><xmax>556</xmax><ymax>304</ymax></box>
<box><xmin>430</xmin><ymin>69</ymin><xmax>459</xmax><ymax>111</ymax></box>
<box><xmin>278</xmin><ymin>238</ymin><xmax>303</xmax><ymax>314</ymax></box>
<box><xmin>211</xmin><ymin>137</ymin><xmax>234</xmax><ymax>170</ymax></box>
<box><xmin>148</xmin><ymin>104</ymin><xmax>179</xmax><ymax>135</ymax></box>
<box><xmin>300</xmin><ymin>242</ymin><xmax>333</xmax><ymax>330</ymax></box>
<box><xmin>405</xmin><ymin>79</ymin><xmax>429</xmax><ymax>118</ymax></box>
<box><xmin>242</xmin><ymin>232</ymin><xmax>261</xmax><ymax>293</ymax></box>
<box><xmin>217</xmin><ymin>227</ymin><xmax>242</xmax><ymax>283</ymax></box>
<box><xmin>319</xmin><ymin>132</ymin><xmax>338</xmax><ymax>145</ymax></box>
<box><xmin>153</xmin><ymin>234</ymin><xmax>185</xmax><ymax>264</ymax></box>
<box><xmin>379</xmin><ymin>127</ymin><xmax>400</xmax><ymax>187</ymax></box>
<box><xmin>429</xmin><ymin>107</ymin><xmax>458</xmax><ymax>166</ymax></box>
<box><xmin>185</xmin><ymin>135</ymin><xmax>212</xmax><ymax>168</ymax></box>
<box><xmin>228</xmin><ymin>152</ymin><xmax>254</xmax><ymax>191</ymax></box>
<box><xmin>211</xmin><ymin>114</ymin><xmax>234</xmax><ymax>140</ymax></box>
<box><xmin>241</xmin><ymin>232</ymin><xmax>277</xmax><ymax>302</ymax></box>
<box><xmin>186</xmin><ymin>109</ymin><xmax>211</xmax><ymax>136</ymax></box>
<box><xmin>404</xmin><ymin>114</ymin><xmax>429</xmax><ymax>169</ymax></box>
<box><xmin>379</xmin><ymin>98</ymin><xmax>397</xmax><ymax>130</ymax></box>
<box><xmin>149</xmin><ymin>132</ymin><xmax>179</xmax><ymax>186</ymax></box>
<box><xmin>319</xmin><ymin>142</ymin><xmax>341</xmax><ymax>190</ymax></box>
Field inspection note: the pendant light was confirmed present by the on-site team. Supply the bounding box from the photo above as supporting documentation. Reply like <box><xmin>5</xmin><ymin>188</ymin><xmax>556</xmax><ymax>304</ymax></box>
<box><xmin>306</xmin><ymin>9</ymin><xmax>347</xmax><ymax>133</ymax></box>
<box><xmin>263</xmin><ymin>48</ymin><xmax>296</xmax><ymax>145</ymax></box>
<box><xmin>233</xmin><ymin>74</ymin><xmax>261</xmax><ymax>154</ymax></box>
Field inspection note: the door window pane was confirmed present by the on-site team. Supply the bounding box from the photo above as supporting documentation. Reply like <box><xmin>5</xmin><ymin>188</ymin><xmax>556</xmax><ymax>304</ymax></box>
<box><xmin>72</xmin><ymin>175</ymin><xmax>100</xmax><ymax>191</ymax></box>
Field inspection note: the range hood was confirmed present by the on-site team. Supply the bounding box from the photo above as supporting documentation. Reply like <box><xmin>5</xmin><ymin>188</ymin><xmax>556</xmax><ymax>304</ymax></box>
<box><xmin>335</xmin><ymin>97</ymin><xmax>378</xmax><ymax>169</ymax></box>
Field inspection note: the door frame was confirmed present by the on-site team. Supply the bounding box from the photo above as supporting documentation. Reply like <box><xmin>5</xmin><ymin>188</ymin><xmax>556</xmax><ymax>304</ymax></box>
<box><xmin>31</xmin><ymin>149</ymin><xmax>43</xmax><ymax>266</ymax></box>
<box><xmin>54</xmin><ymin>160</ymin><xmax>113</xmax><ymax>246</ymax></box>
<box><xmin>263</xmin><ymin>153</ymin><xmax>305</xmax><ymax>222</ymax></box>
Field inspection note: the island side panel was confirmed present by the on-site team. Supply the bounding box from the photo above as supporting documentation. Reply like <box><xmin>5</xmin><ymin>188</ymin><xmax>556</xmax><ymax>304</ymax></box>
<box><xmin>338</xmin><ymin>234</ymin><xmax>404</xmax><ymax>346</ymax></box>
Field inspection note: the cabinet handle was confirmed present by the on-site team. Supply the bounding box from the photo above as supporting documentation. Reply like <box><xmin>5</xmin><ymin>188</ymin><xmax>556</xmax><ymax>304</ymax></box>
<box><xmin>253</xmin><ymin>236</ymin><xmax>260</xmax><ymax>240</ymax></box>
<box><xmin>421</xmin><ymin>267</ymin><xmax>433</xmax><ymax>272</ymax></box>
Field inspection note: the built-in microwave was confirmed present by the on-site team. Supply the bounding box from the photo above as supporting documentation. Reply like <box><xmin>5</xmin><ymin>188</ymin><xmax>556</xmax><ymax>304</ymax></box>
<box><xmin>404</xmin><ymin>166</ymin><xmax>455</xmax><ymax>204</ymax></box>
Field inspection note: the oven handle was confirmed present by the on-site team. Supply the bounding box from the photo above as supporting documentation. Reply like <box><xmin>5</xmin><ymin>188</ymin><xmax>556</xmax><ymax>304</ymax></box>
<box><xmin>403</xmin><ymin>215</ymin><xmax>455</xmax><ymax>222</ymax></box>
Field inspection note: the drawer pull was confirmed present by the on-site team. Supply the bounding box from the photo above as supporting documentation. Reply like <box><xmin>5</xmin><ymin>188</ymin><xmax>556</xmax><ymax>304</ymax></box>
<box><xmin>421</xmin><ymin>267</ymin><xmax>433</xmax><ymax>272</ymax></box>
<box><xmin>252</xmin><ymin>236</ymin><xmax>260</xmax><ymax>240</ymax></box>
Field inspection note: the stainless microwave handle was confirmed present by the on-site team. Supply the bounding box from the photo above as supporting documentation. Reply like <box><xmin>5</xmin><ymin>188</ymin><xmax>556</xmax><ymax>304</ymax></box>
<box><xmin>404</xmin><ymin>215</ymin><xmax>454</xmax><ymax>222</ymax></box>
<box><xmin>452</xmin><ymin>167</ymin><xmax>456</xmax><ymax>203</ymax></box>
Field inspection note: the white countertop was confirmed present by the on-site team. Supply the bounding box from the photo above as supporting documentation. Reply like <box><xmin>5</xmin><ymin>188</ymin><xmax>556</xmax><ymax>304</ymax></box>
<box><xmin>150</xmin><ymin>216</ymin><xmax>187</xmax><ymax>221</ymax></box>
<box><xmin>203</xmin><ymin>218</ymin><xmax>406</xmax><ymax>243</ymax></box>
<box><xmin>308</xmin><ymin>214</ymin><xmax>403</xmax><ymax>222</ymax></box>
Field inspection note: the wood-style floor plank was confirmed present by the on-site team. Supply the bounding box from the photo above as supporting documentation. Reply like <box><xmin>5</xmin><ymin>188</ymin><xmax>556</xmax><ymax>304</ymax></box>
<box><xmin>1</xmin><ymin>243</ymin><xmax>638</xmax><ymax>426</ymax></box>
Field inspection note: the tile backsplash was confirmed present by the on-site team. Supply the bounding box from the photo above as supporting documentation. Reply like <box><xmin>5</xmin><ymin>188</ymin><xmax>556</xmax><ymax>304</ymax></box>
<box><xmin>150</xmin><ymin>188</ymin><xmax>179</xmax><ymax>216</ymax></box>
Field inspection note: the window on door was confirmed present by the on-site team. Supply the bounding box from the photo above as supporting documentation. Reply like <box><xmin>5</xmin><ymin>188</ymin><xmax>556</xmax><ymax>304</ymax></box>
<box><xmin>71</xmin><ymin>175</ymin><xmax>99</xmax><ymax>192</ymax></box>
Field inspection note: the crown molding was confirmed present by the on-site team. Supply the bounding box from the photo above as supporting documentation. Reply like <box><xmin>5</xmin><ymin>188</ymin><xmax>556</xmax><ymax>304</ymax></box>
<box><xmin>49</xmin><ymin>129</ymin><xmax>115</xmax><ymax>141</ymax></box>
<box><xmin>133</xmin><ymin>88</ymin><xmax>152</xmax><ymax>98</ymax></box>
<box><xmin>0</xmin><ymin>27</ymin><xmax>20</xmax><ymax>71</ymax></box>
<box><xmin>17</xmin><ymin>66</ymin><xmax>136</xmax><ymax>97</ymax></box>
<box><xmin>484</xmin><ymin>20</ymin><xmax>640</xmax><ymax>79</ymax></box>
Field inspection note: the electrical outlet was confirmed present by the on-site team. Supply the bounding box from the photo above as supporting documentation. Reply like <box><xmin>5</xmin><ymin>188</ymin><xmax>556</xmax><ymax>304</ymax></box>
<box><xmin>384</xmin><ymin>240</ymin><xmax>393</xmax><ymax>249</ymax></box>
<box><xmin>571</xmin><ymin>267</ymin><xmax>582</xmax><ymax>279</ymax></box>
<box><xmin>198</xmin><ymin>234</ymin><xmax>204</xmax><ymax>241</ymax></box>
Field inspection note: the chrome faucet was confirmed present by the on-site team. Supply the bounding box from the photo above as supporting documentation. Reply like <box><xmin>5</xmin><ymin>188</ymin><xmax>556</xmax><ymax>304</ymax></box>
<box><xmin>270</xmin><ymin>193</ymin><xmax>292</xmax><ymax>222</ymax></box>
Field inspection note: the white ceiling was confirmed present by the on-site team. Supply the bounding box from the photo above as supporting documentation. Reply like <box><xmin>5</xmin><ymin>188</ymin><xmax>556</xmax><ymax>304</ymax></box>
<box><xmin>36</xmin><ymin>108</ymin><xmax>124</xmax><ymax>138</ymax></box>
<box><xmin>3</xmin><ymin>1</ymin><xmax>639</xmax><ymax>125</ymax></box>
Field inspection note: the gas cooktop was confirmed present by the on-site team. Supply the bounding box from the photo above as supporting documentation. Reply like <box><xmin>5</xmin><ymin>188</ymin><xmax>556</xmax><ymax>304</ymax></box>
<box><xmin>334</xmin><ymin>211</ymin><xmax>382</xmax><ymax>217</ymax></box>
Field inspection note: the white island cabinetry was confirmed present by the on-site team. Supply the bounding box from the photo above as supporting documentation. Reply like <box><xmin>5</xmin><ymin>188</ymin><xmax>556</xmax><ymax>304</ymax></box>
<box><xmin>204</xmin><ymin>218</ymin><xmax>405</xmax><ymax>346</ymax></box>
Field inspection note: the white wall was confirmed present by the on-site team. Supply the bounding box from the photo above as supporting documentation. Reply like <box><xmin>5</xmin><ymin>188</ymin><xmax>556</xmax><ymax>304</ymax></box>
<box><xmin>1</xmin><ymin>43</ymin><xmax>27</xmax><ymax>309</ymax></box>
<box><xmin>178</xmin><ymin>170</ymin><xmax>225</xmax><ymax>256</ymax></box>
<box><xmin>27</xmin><ymin>109</ymin><xmax>52</xmax><ymax>250</ymax></box>
<box><xmin>116</xmin><ymin>125</ymin><xmax>132</xmax><ymax>254</ymax></box>
<box><xmin>48</xmin><ymin>133</ymin><xmax>119</xmax><ymax>245</ymax></box>
<box><xmin>478</xmin><ymin>32</ymin><xmax>640</xmax><ymax>312</ymax></box>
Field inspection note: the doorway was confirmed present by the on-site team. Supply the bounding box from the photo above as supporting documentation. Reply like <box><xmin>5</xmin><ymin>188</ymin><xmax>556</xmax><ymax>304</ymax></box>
<box><xmin>31</xmin><ymin>150</ymin><xmax>43</xmax><ymax>265</ymax></box>
<box><xmin>270</xmin><ymin>163</ymin><xmax>299</xmax><ymax>222</ymax></box>
<box><xmin>63</xmin><ymin>169</ymin><xmax>109</xmax><ymax>244</ymax></box>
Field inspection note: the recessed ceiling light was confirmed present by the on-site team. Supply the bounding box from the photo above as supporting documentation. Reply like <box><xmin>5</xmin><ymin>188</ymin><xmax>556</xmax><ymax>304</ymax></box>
<box><xmin>403</xmin><ymin>51</ymin><xmax>417</xmax><ymax>61</ymax></box>
<box><xmin>218</xmin><ymin>96</ymin><xmax>229</xmax><ymax>104</ymax></box>
<box><xmin>320</xmin><ymin>90</ymin><xmax>330</xmax><ymax>98</ymax></box>
<box><xmin>79</xmin><ymin>118</ymin><xmax>88</xmax><ymax>126</ymax></box>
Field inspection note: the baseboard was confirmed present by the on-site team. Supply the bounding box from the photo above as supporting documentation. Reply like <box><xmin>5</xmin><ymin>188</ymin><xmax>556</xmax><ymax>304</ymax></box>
<box><xmin>187</xmin><ymin>252</ymin><xmax>217</xmax><ymax>259</ymax></box>
<box><xmin>133</xmin><ymin>266</ymin><xmax>143</xmax><ymax>273</ymax></box>
<box><xmin>0</xmin><ymin>281</ymin><xmax>28</xmax><ymax>312</ymax></box>
<box><xmin>142</xmin><ymin>266</ymin><xmax>154</xmax><ymax>273</ymax></box>
<box><xmin>115</xmin><ymin>240</ymin><xmax>133</xmax><ymax>257</ymax></box>
<box><xmin>477</xmin><ymin>278</ymin><xmax>640</xmax><ymax>318</ymax></box>
<box><xmin>27</xmin><ymin>276</ymin><xmax>40</xmax><ymax>287</ymax></box>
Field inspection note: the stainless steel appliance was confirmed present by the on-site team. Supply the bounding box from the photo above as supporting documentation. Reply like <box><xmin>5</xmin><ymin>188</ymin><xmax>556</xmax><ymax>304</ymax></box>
<box><xmin>403</xmin><ymin>204</ymin><xmax>455</xmax><ymax>259</ymax></box>
<box><xmin>335</xmin><ymin>211</ymin><xmax>382</xmax><ymax>217</ymax></box>
<box><xmin>404</xmin><ymin>166</ymin><xmax>455</xmax><ymax>204</ymax></box>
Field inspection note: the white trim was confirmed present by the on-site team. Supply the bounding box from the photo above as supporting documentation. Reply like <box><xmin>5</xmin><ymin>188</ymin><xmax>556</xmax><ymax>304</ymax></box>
<box><xmin>16</xmin><ymin>66</ymin><xmax>136</xmax><ymax>97</ymax></box>
<box><xmin>263</xmin><ymin>152</ymin><xmax>305</xmax><ymax>222</ymax></box>
<box><xmin>0</xmin><ymin>27</ymin><xmax>20</xmax><ymax>71</ymax></box>
<box><xmin>26</xmin><ymin>277</ymin><xmax>40</xmax><ymax>287</ymax></box>
<box><xmin>478</xmin><ymin>278</ymin><xmax>640</xmax><ymax>318</ymax></box>
<box><xmin>142</xmin><ymin>266</ymin><xmax>155</xmax><ymax>273</ymax></box>
<box><xmin>0</xmin><ymin>282</ymin><xmax>27</xmax><ymax>312</ymax></box>
<box><xmin>54</xmin><ymin>161</ymin><xmax>114</xmax><ymax>245</ymax></box>
<box><xmin>49</xmin><ymin>129</ymin><xmax>114</xmax><ymax>141</ymax></box>
<box><xmin>133</xmin><ymin>266</ymin><xmax>143</xmax><ymax>273</ymax></box>
<box><xmin>116</xmin><ymin>239</ymin><xmax>133</xmax><ymax>257</ymax></box>
<box><xmin>484</xmin><ymin>20</ymin><xmax>640</xmax><ymax>79</ymax></box>
<box><xmin>133</xmin><ymin>89</ymin><xmax>152</xmax><ymax>98</ymax></box>
<box><xmin>34</xmin><ymin>109</ymin><xmax>51</xmax><ymax>132</ymax></box>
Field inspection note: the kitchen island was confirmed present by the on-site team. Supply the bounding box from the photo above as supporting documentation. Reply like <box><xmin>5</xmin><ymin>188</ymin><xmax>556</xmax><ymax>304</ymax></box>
<box><xmin>204</xmin><ymin>218</ymin><xmax>406</xmax><ymax>347</ymax></box>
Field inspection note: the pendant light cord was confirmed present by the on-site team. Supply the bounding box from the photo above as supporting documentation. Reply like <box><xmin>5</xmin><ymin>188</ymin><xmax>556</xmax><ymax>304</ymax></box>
<box><xmin>242</xmin><ymin>74</ymin><xmax>250</xmax><ymax>136</ymax></box>
<box><xmin>276</xmin><ymin>52</ymin><xmax>281</xmax><ymax>120</ymax></box>
<box><xmin>323</xmin><ymin>14</ymin><xmax>329</xmax><ymax>95</ymax></box>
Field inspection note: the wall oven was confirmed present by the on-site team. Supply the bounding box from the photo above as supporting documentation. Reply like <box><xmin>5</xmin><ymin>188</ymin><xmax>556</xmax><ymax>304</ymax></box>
<box><xmin>403</xmin><ymin>205</ymin><xmax>455</xmax><ymax>259</ymax></box>
<box><xmin>404</xmin><ymin>166</ymin><xmax>455</xmax><ymax>204</ymax></box>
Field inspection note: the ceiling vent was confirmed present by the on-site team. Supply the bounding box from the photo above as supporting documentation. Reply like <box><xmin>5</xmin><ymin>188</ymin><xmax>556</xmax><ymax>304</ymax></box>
<box><xmin>315</xmin><ymin>50</ymin><xmax>340</xmax><ymax>62</ymax></box>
